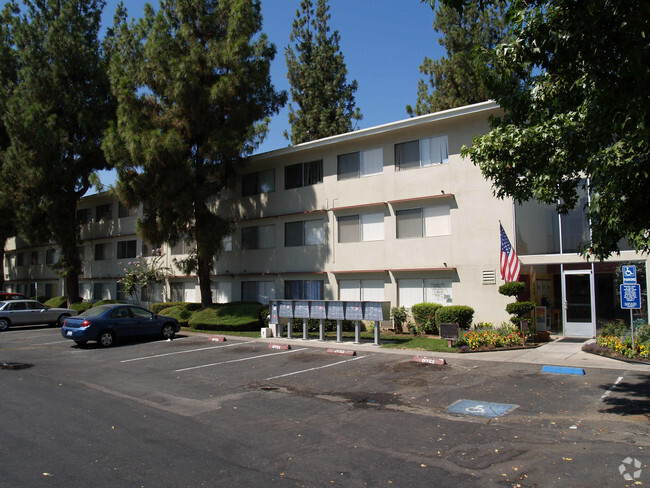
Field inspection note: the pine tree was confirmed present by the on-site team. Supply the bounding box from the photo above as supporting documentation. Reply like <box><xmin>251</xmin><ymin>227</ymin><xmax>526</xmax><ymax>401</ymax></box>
<box><xmin>406</xmin><ymin>0</ymin><xmax>509</xmax><ymax>115</ymax></box>
<box><xmin>103</xmin><ymin>0</ymin><xmax>285</xmax><ymax>307</ymax></box>
<box><xmin>1</xmin><ymin>0</ymin><xmax>113</xmax><ymax>303</ymax></box>
<box><xmin>285</xmin><ymin>0</ymin><xmax>361</xmax><ymax>144</ymax></box>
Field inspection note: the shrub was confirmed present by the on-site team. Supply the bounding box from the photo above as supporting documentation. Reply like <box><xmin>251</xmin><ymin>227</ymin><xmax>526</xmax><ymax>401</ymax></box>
<box><xmin>435</xmin><ymin>305</ymin><xmax>474</xmax><ymax>330</ymax></box>
<box><xmin>70</xmin><ymin>302</ymin><xmax>92</xmax><ymax>313</ymax></box>
<box><xmin>498</xmin><ymin>281</ymin><xmax>526</xmax><ymax>298</ymax></box>
<box><xmin>45</xmin><ymin>296</ymin><xmax>68</xmax><ymax>308</ymax></box>
<box><xmin>92</xmin><ymin>299</ymin><xmax>126</xmax><ymax>308</ymax></box>
<box><xmin>158</xmin><ymin>305</ymin><xmax>194</xmax><ymax>326</ymax></box>
<box><xmin>599</xmin><ymin>319</ymin><xmax>628</xmax><ymax>337</ymax></box>
<box><xmin>151</xmin><ymin>302</ymin><xmax>202</xmax><ymax>313</ymax></box>
<box><xmin>391</xmin><ymin>306</ymin><xmax>408</xmax><ymax>332</ymax></box>
<box><xmin>411</xmin><ymin>303</ymin><xmax>443</xmax><ymax>326</ymax></box>
<box><xmin>474</xmin><ymin>321</ymin><xmax>495</xmax><ymax>330</ymax></box>
<box><xmin>188</xmin><ymin>302</ymin><xmax>265</xmax><ymax>331</ymax></box>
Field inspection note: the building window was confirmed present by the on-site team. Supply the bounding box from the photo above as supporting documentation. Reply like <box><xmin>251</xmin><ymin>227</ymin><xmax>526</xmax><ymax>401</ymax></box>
<box><xmin>241</xmin><ymin>281</ymin><xmax>274</xmax><ymax>304</ymax></box>
<box><xmin>142</xmin><ymin>241</ymin><xmax>162</xmax><ymax>257</ymax></box>
<box><xmin>337</xmin><ymin>148</ymin><xmax>382</xmax><ymax>180</ymax></box>
<box><xmin>93</xmin><ymin>283</ymin><xmax>111</xmax><ymax>301</ymax></box>
<box><xmin>222</xmin><ymin>235</ymin><xmax>232</xmax><ymax>252</ymax></box>
<box><xmin>339</xmin><ymin>280</ymin><xmax>384</xmax><ymax>301</ymax></box>
<box><xmin>285</xmin><ymin>219</ymin><xmax>325</xmax><ymax>247</ymax></box>
<box><xmin>76</xmin><ymin>208</ymin><xmax>92</xmax><ymax>225</ymax></box>
<box><xmin>118</xmin><ymin>202</ymin><xmax>137</xmax><ymax>218</ymax></box>
<box><xmin>171</xmin><ymin>238</ymin><xmax>193</xmax><ymax>255</ymax></box>
<box><xmin>117</xmin><ymin>240</ymin><xmax>137</xmax><ymax>259</ymax></box>
<box><xmin>170</xmin><ymin>283</ymin><xmax>184</xmax><ymax>302</ymax></box>
<box><xmin>242</xmin><ymin>169</ymin><xmax>275</xmax><ymax>196</ymax></box>
<box><xmin>45</xmin><ymin>249</ymin><xmax>56</xmax><ymax>265</ymax></box>
<box><xmin>30</xmin><ymin>251</ymin><xmax>40</xmax><ymax>265</ymax></box>
<box><xmin>241</xmin><ymin>225</ymin><xmax>275</xmax><ymax>250</ymax></box>
<box><xmin>337</xmin><ymin>212</ymin><xmax>384</xmax><ymax>243</ymax></box>
<box><xmin>284</xmin><ymin>280</ymin><xmax>323</xmax><ymax>300</ymax></box>
<box><xmin>95</xmin><ymin>243</ymin><xmax>111</xmax><ymax>261</ymax></box>
<box><xmin>396</xmin><ymin>205</ymin><xmax>450</xmax><ymax>239</ymax></box>
<box><xmin>398</xmin><ymin>278</ymin><xmax>452</xmax><ymax>308</ymax></box>
<box><xmin>395</xmin><ymin>135</ymin><xmax>448</xmax><ymax>171</ymax></box>
<box><xmin>285</xmin><ymin>160</ymin><xmax>323</xmax><ymax>189</ymax></box>
<box><xmin>96</xmin><ymin>203</ymin><xmax>112</xmax><ymax>222</ymax></box>
<box><xmin>16</xmin><ymin>253</ymin><xmax>24</xmax><ymax>267</ymax></box>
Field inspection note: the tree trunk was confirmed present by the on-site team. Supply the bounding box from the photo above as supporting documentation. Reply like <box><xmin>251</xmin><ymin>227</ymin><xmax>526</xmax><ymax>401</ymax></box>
<box><xmin>197</xmin><ymin>253</ymin><xmax>213</xmax><ymax>308</ymax></box>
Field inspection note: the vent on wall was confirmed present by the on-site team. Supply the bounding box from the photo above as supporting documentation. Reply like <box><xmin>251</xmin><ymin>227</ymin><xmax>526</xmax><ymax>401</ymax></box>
<box><xmin>482</xmin><ymin>270</ymin><xmax>496</xmax><ymax>285</ymax></box>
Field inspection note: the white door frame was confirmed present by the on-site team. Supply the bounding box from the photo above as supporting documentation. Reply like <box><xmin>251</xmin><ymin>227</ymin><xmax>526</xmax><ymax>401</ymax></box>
<box><xmin>561</xmin><ymin>265</ymin><xmax>596</xmax><ymax>338</ymax></box>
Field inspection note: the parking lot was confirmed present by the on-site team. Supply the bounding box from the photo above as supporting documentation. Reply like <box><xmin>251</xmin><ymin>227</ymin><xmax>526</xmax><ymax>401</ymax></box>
<box><xmin>1</xmin><ymin>326</ymin><xmax>649</xmax><ymax>487</ymax></box>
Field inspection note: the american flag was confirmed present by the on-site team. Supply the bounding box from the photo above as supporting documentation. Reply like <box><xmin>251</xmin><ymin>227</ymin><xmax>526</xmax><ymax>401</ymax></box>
<box><xmin>500</xmin><ymin>224</ymin><xmax>521</xmax><ymax>282</ymax></box>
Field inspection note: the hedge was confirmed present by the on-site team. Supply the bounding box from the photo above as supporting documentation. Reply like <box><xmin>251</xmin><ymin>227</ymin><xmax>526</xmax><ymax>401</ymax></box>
<box><xmin>151</xmin><ymin>302</ymin><xmax>203</xmax><ymax>314</ymax></box>
<box><xmin>435</xmin><ymin>305</ymin><xmax>475</xmax><ymax>330</ymax></box>
<box><xmin>188</xmin><ymin>302</ymin><xmax>265</xmax><ymax>331</ymax></box>
<box><xmin>411</xmin><ymin>303</ymin><xmax>443</xmax><ymax>326</ymax></box>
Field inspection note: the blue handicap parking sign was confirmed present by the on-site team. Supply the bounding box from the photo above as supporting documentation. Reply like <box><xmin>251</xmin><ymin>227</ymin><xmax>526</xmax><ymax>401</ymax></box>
<box><xmin>620</xmin><ymin>284</ymin><xmax>641</xmax><ymax>309</ymax></box>
<box><xmin>447</xmin><ymin>399</ymin><xmax>518</xmax><ymax>418</ymax></box>
<box><xmin>622</xmin><ymin>265</ymin><xmax>637</xmax><ymax>284</ymax></box>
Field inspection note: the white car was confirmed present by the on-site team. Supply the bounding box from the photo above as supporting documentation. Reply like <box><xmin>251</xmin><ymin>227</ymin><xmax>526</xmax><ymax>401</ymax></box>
<box><xmin>0</xmin><ymin>299</ymin><xmax>78</xmax><ymax>331</ymax></box>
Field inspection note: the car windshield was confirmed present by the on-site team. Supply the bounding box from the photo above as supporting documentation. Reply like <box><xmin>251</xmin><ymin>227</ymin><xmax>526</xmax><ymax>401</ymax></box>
<box><xmin>80</xmin><ymin>305</ymin><xmax>115</xmax><ymax>317</ymax></box>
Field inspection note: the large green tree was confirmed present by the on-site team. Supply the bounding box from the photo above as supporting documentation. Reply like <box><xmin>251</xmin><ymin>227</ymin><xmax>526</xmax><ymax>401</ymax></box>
<box><xmin>0</xmin><ymin>8</ymin><xmax>18</xmax><ymax>290</ymax></box>
<box><xmin>407</xmin><ymin>0</ymin><xmax>509</xmax><ymax>115</ymax></box>
<box><xmin>430</xmin><ymin>0</ymin><xmax>650</xmax><ymax>259</ymax></box>
<box><xmin>1</xmin><ymin>0</ymin><xmax>113</xmax><ymax>302</ymax></box>
<box><xmin>284</xmin><ymin>0</ymin><xmax>361</xmax><ymax>144</ymax></box>
<box><xmin>103</xmin><ymin>0</ymin><xmax>285</xmax><ymax>307</ymax></box>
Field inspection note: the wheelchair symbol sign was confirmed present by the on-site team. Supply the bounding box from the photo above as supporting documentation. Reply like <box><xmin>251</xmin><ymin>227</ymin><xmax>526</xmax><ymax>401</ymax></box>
<box><xmin>622</xmin><ymin>265</ymin><xmax>636</xmax><ymax>284</ymax></box>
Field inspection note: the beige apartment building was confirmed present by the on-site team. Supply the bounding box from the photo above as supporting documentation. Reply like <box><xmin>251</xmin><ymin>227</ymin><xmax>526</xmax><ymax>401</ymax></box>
<box><xmin>3</xmin><ymin>101</ymin><xmax>648</xmax><ymax>337</ymax></box>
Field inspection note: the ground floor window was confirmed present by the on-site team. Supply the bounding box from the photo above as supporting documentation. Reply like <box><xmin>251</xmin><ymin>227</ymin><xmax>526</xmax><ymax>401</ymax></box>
<box><xmin>284</xmin><ymin>280</ymin><xmax>323</xmax><ymax>300</ymax></box>
<box><xmin>338</xmin><ymin>279</ymin><xmax>384</xmax><ymax>301</ymax></box>
<box><xmin>398</xmin><ymin>278</ymin><xmax>452</xmax><ymax>308</ymax></box>
<box><xmin>241</xmin><ymin>281</ymin><xmax>274</xmax><ymax>304</ymax></box>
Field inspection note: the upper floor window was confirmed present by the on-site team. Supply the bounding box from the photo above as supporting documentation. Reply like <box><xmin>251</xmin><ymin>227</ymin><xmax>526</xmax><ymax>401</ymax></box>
<box><xmin>96</xmin><ymin>203</ymin><xmax>112</xmax><ymax>222</ymax></box>
<box><xmin>396</xmin><ymin>204</ymin><xmax>450</xmax><ymax>239</ymax></box>
<box><xmin>45</xmin><ymin>249</ymin><xmax>56</xmax><ymax>265</ymax></box>
<box><xmin>95</xmin><ymin>243</ymin><xmax>111</xmax><ymax>261</ymax></box>
<box><xmin>117</xmin><ymin>240</ymin><xmax>137</xmax><ymax>259</ymax></box>
<box><xmin>242</xmin><ymin>169</ymin><xmax>275</xmax><ymax>196</ymax></box>
<box><xmin>241</xmin><ymin>225</ymin><xmax>275</xmax><ymax>250</ymax></box>
<box><xmin>142</xmin><ymin>241</ymin><xmax>162</xmax><ymax>257</ymax></box>
<box><xmin>285</xmin><ymin>219</ymin><xmax>325</xmax><ymax>247</ymax></box>
<box><xmin>285</xmin><ymin>160</ymin><xmax>323</xmax><ymax>189</ymax></box>
<box><xmin>30</xmin><ymin>251</ymin><xmax>40</xmax><ymax>265</ymax></box>
<box><xmin>16</xmin><ymin>253</ymin><xmax>24</xmax><ymax>267</ymax></box>
<box><xmin>222</xmin><ymin>235</ymin><xmax>232</xmax><ymax>252</ymax></box>
<box><xmin>337</xmin><ymin>148</ymin><xmax>383</xmax><ymax>180</ymax></box>
<box><xmin>171</xmin><ymin>237</ymin><xmax>194</xmax><ymax>256</ymax></box>
<box><xmin>395</xmin><ymin>135</ymin><xmax>448</xmax><ymax>171</ymax></box>
<box><xmin>338</xmin><ymin>212</ymin><xmax>384</xmax><ymax>243</ymax></box>
<box><xmin>76</xmin><ymin>208</ymin><xmax>92</xmax><ymax>225</ymax></box>
<box><xmin>118</xmin><ymin>202</ymin><xmax>137</xmax><ymax>218</ymax></box>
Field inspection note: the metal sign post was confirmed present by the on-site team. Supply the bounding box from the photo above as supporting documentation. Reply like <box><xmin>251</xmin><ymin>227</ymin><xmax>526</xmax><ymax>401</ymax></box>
<box><xmin>620</xmin><ymin>278</ymin><xmax>641</xmax><ymax>350</ymax></box>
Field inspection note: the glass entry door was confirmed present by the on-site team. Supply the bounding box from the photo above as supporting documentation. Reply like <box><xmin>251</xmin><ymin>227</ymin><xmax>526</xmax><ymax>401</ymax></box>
<box><xmin>562</xmin><ymin>269</ymin><xmax>596</xmax><ymax>338</ymax></box>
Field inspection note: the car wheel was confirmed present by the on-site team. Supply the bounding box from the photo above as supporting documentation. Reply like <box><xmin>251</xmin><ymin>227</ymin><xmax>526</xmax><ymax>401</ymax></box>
<box><xmin>56</xmin><ymin>314</ymin><xmax>70</xmax><ymax>327</ymax></box>
<box><xmin>162</xmin><ymin>324</ymin><xmax>175</xmax><ymax>340</ymax></box>
<box><xmin>74</xmin><ymin>340</ymin><xmax>87</xmax><ymax>346</ymax></box>
<box><xmin>97</xmin><ymin>330</ymin><xmax>115</xmax><ymax>348</ymax></box>
<box><xmin>0</xmin><ymin>318</ymin><xmax>9</xmax><ymax>331</ymax></box>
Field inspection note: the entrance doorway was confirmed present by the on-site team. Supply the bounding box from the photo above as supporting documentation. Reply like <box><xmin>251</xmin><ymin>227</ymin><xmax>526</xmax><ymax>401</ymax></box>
<box><xmin>562</xmin><ymin>268</ymin><xmax>595</xmax><ymax>338</ymax></box>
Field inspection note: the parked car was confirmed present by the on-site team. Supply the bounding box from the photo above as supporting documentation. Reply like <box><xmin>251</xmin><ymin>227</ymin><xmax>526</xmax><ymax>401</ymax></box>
<box><xmin>61</xmin><ymin>303</ymin><xmax>180</xmax><ymax>347</ymax></box>
<box><xmin>0</xmin><ymin>299</ymin><xmax>78</xmax><ymax>331</ymax></box>
<box><xmin>0</xmin><ymin>292</ymin><xmax>29</xmax><ymax>301</ymax></box>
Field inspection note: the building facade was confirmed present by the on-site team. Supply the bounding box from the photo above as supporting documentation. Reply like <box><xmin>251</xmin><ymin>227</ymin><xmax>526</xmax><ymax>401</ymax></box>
<box><xmin>3</xmin><ymin>101</ymin><xmax>648</xmax><ymax>337</ymax></box>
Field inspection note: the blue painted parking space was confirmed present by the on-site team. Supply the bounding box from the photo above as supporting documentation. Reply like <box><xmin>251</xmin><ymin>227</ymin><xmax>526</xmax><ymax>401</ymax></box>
<box><xmin>447</xmin><ymin>399</ymin><xmax>519</xmax><ymax>418</ymax></box>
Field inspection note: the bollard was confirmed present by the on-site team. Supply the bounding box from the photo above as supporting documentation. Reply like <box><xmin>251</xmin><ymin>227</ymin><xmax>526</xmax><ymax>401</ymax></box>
<box><xmin>373</xmin><ymin>320</ymin><xmax>380</xmax><ymax>345</ymax></box>
<box><xmin>336</xmin><ymin>320</ymin><xmax>342</xmax><ymax>343</ymax></box>
<box><xmin>287</xmin><ymin>318</ymin><xmax>292</xmax><ymax>339</ymax></box>
<box><xmin>302</xmin><ymin>318</ymin><xmax>308</xmax><ymax>340</ymax></box>
<box><xmin>319</xmin><ymin>318</ymin><xmax>324</xmax><ymax>341</ymax></box>
<box><xmin>354</xmin><ymin>320</ymin><xmax>360</xmax><ymax>344</ymax></box>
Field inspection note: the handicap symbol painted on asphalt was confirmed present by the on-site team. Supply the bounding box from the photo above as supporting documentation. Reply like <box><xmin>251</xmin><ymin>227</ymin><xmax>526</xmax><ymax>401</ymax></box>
<box><xmin>448</xmin><ymin>399</ymin><xmax>518</xmax><ymax>418</ymax></box>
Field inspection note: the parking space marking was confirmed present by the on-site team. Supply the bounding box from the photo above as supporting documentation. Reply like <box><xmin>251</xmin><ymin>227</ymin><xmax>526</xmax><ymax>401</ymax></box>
<box><xmin>265</xmin><ymin>354</ymin><xmax>369</xmax><ymax>380</ymax></box>
<box><xmin>121</xmin><ymin>340</ymin><xmax>257</xmax><ymax>363</ymax></box>
<box><xmin>32</xmin><ymin>340</ymin><xmax>70</xmax><ymax>345</ymax></box>
<box><xmin>600</xmin><ymin>376</ymin><xmax>624</xmax><ymax>402</ymax></box>
<box><xmin>174</xmin><ymin>347</ymin><xmax>308</xmax><ymax>372</ymax></box>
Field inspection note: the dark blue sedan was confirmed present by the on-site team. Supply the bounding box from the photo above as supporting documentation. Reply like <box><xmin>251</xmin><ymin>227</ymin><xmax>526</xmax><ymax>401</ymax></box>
<box><xmin>61</xmin><ymin>304</ymin><xmax>180</xmax><ymax>347</ymax></box>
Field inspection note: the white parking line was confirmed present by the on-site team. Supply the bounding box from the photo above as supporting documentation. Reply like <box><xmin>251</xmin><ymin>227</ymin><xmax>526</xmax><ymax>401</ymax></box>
<box><xmin>175</xmin><ymin>347</ymin><xmax>308</xmax><ymax>372</ymax></box>
<box><xmin>32</xmin><ymin>340</ymin><xmax>71</xmax><ymax>345</ymax></box>
<box><xmin>265</xmin><ymin>355</ymin><xmax>369</xmax><ymax>380</ymax></box>
<box><xmin>121</xmin><ymin>340</ymin><xmax>257</xmax><ymax>363</ymax></box>
<box><xmin>600</xmin><ymin>376</ymin><xmax>624</xmax><ymax>401</ymax></box>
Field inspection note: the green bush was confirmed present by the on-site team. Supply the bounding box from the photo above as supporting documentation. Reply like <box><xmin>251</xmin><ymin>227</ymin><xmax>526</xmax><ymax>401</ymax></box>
<box><xmin>391</xmin><ymin>306</ymin><xmax>408</xmax><ymax>332</ymax></box>
<box><xmin>158</xmin><ymin>305</ymin><xmax>194</xmax><ymax>326</ymax></box>
<box><xmin>44</xmin><ymin>296</ymin><xmax>68</xmax><ymax>308</ymax></box>
<box><xmin>70</xmin><ymin>302</ymin><xmax>92</xmax><ymax>313</ymax></box>
<box><xmin>188</xmin><ymin>302</ymin><xmax>265</xmax><ymax>331</ymax></box>
<box><xmin>435</xmin><ymin>305</ymin><xmax>475</xmax><ymax>330</ymax></box>
<box><xmin>505</xmin><ymin>301</ymin><xmax>536</xmax><ymax>318</ymax></box>
<box><xmin>92</xmin><ymin>299</ymin><xmax>127</xmax><ymax>308</ymax></box>
<box><xmin>151</xmin><ymin>302</ymin><xmax>202</xmax><ymax>313</ymax></box>
<box><xmin>498</xmin><ymin>281</ymin><xmax>526</xmax><ymax>297</ymax></box>
<box><xmin>411</xmin><ymin>303</ymin><xmax>443</xmax><ymax>326</ymax></box>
